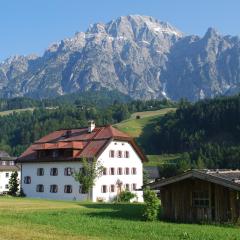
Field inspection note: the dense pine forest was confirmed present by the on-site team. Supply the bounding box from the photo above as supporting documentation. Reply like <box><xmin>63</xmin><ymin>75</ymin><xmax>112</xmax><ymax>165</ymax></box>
<box><xmin>0</xmin><ymin>90</ymin><xmax>174</xmax><ymax>156</ymax></box>
<box><xmin>148</xmin><ymin>95</ymin><xmax>240</xmax><ymax>169</ymax></box>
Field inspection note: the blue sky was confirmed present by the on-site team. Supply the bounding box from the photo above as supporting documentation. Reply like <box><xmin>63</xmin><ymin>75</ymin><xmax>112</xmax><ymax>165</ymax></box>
<box><xmin>0</xmin><ymin>0</ymin><xmax>240</xmax><ymax>61</ymax></box>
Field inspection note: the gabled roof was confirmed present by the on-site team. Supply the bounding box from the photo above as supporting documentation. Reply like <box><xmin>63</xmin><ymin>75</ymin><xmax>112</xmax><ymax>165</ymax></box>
<box><xmin>17</xmin><ymin>125</ymin><xmax>146</xmax><ymax>163</ymax></box>
<box><xmin>149</xmin><ymin>169</ymin><xmax>240</xmax><ymax>192</ymax></box>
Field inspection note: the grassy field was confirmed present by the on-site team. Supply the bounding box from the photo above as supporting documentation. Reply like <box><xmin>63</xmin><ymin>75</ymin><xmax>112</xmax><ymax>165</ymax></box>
<box><xmin>115</xmin><ymin>108</ymin><xmax>175</xmax><ymax>138</ymax></box>
<box><xmin>0</xmin><ymin>197</ymin><xmax>239</xmax><ymax>240</ymax></box>
<box><xmin>145</xmin><ymin>154</ymin><xmax>182</xmax><ymax>167</ymax></box>
<box><xmin>0</xmin><ymin>107</ymin><xmax>34</xmax><ymax>116</ymax></box>
<box><xmin>115</xmin><ymin>108</ymin><xmax>178</xmax><ymax>166</ymax></box>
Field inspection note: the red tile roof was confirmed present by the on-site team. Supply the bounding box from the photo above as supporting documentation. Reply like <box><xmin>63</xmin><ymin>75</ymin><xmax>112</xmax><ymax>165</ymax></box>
<box><xmin>17</xmin><ymin>125</ymin><xmax>146</xmax><ymax>163</ymax></box>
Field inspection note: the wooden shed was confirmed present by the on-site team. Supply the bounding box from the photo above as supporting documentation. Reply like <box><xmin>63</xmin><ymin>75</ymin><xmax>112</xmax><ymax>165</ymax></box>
<box><xmin>149</xmin><ymin>169</ymin><xmax>240</xmax><ymax>223</ymax></box>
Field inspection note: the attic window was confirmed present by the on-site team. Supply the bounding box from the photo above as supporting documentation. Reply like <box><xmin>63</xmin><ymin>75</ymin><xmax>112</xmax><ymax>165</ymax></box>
<box><xmin>192</xmin><ymin>191</ymin><xmax>209</xmax><ymax>208</ymax></box>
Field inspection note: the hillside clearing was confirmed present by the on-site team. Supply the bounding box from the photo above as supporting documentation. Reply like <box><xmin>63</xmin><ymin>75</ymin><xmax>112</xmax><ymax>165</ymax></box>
<box><xmin>0</xmin><ymin>197</ymin><xmax>239</xmax><ymax>240</ymax></box>
<box><xmin>0</xmin><ymin>108</ymin><xmax>34</xmax><ymax>116</ymax></box>
<box><xmin>115</xmin><ymin>108</ymin><xmax>175</xmax><ymax>138</ymax></box>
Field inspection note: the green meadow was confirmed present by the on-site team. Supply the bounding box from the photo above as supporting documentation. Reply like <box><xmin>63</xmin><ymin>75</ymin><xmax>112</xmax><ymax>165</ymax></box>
<box><xmin>0</xmin><ymin>197</ymin><xmax>239</xmax><ymax>240</ymax></box>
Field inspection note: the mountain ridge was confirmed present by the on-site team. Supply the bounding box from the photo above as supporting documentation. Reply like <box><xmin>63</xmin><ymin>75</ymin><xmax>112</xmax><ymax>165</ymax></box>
<box><xmin>1</xmin><ymin>15</ymin><xmax>240</xmax><ymax>101</ymax></box>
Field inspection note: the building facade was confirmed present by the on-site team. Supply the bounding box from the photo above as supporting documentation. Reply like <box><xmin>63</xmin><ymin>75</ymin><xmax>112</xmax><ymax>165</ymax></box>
<box><xmin>18</xmin><ymin>122</ymin><xmax>146</xmax><ymax>202</ymax></box>
<box><xmin>0</xmin><ymin>151</ymin><xmax>20</xmax><ymax>194</ymax></box>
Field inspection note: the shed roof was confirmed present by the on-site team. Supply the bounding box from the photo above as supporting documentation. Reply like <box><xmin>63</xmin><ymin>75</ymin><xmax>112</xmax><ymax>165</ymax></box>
<box><xmin>149</xmin><ymin>169</ymin><xmax>240</xmax><ymax>192</ymax></box>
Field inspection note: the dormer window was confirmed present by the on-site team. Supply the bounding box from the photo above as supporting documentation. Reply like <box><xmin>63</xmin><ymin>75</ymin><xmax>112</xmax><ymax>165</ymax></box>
<box><xmin>52</xmin><ymin>150</ymin><xmax>59</xmax><ymax>158</ymax></box>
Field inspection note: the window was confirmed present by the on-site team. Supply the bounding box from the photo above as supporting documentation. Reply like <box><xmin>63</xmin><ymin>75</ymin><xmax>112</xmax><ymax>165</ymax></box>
<box><xmin>132</xmin><ymin>183</ymin><xmax>137</xmax><ymax>191</ymax></box>
<box><xmin>125</xmin><ymin>167</ymin><xmax>130</xmax><ymax>175</ymax></box>
<box><xmin>125</xmin><ymin>184</ymin><xmax>130</xmax><ymax>191</ymax></box>
<box><xmin>64</xmin><ymin>185</ymin><xmax>73</xmax><ymax>193</ymax></box>
<box><xmin>5</xmin><ymin>173</ymin><xmax>9</xmax><ymax>178</ymax></box>
<box><xmin>36</xmin><ymin>184</ymin><xmax>44</xmax><ymax>192</ymax></box>
<box><xmin>117</xmin><ymin>167</ymin><xmax>123</xmax><ymax>175</ymax></box>
<box><xmin>110</xmin><ymin>185</ymin><xmax>115</xmax><ymax>193</ymax></box>
<box><xmin>125</xmin><ymin>151</ymin><xmax>130</xmax><ymax>158</ymax></box>
<box><xmin>52</xmin><ymin>150</ymin><xmax>59</xmax><ymax>158</ymax></box>
<box><xmin>103</xmin><ymin>168</ymin><xmax>107</xmax><ymax>175</ymax></box>
<box><xmin>50</xmin><ymin>168</ymin><xmax>58</xmax><ymax>176</ymax></box>
<box><xmin>37</xmin><ymin>168</ymin><xmax>44</xmax><ymax>176</ymax></box>
<box><xmin>64</xmin><ymin>167</ymin><xmax>72</xmax><ymax>176</ymax></box>
<box><xmin>192</xmin><ymin>191</ymin><xmax>209</xmax><ymax>208</ymax></box>
<box><xmin>109</xmin><ymin>150</ymin><xmax>114</xmax><ymax>158</ymax></box>
<box><xmin>5</xmin><ymin>184</ymin><xmax>9</xmax><ymax>189</ymax></box>
<box><xmin>24</xmin><ymin>176</ymin><xmax>31</xmax><ymax>184</ymax></box>
<box><xmin>131</xmin><ymin>168</ymin><xmax>137</xmax><ymax>175</ymax></box>
<box><xmin>109</xmin><ymin>168</ymin><xmax>115</xmax><ymax>175</ymax></box>
<box><xmin>117</xmin><ymin>151</ymin><xmax>122</xmax><ymax>158</ymax></box>
<box><xmin>50</xmin><ymin>185</ymin><xmax>58</xmax><ymax>193</ymax></box>
<box><xmin>101</xmin><ymin>185</ymin><xmax>107</xmax><ymax>193</ymax></box>
<box><xmin>9</xmin><ymin>161</ymin><xmax>15</xmax><ymax>166</ymax></box>
<box><xmin>2</xmin><ymin>161</ymin><xmax>6</xmax><ymax>166</ymax></box>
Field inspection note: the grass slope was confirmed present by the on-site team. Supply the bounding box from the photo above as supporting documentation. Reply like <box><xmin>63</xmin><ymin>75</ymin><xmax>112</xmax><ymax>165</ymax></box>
<box><xmin>115</xmin><ymin>108</ymin><xmax>177</xmax><ymax>166</ymax></box>
<box><xmin>0</xmin><ymin>108</ymin><xmax>34</xmax><ymax>116</ymax></box>
<box><xmin>115</xmin><ymin>108</ymin><xmax>175</xmax><ymax>138</ymax></box>
<box><xmin>0</xmin><ymin>197</ymin><xmax>239</xmax><ymax>240</ymax></box>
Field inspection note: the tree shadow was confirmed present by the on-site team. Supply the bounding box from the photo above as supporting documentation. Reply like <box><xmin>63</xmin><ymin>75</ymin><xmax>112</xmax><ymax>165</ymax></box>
<box><xmin>78</xmin><ymin>203</ymin><xmax>145</xmax><ymax>221</ymax></box>
<box><xmin>137</xmin><ymin>117</ymin><xmax>160</xmax><ymax>155</ymax></box>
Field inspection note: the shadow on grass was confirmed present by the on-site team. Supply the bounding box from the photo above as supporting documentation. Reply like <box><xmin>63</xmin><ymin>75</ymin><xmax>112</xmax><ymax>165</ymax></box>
<box><xmin>137</xmin><ymin>116</ymin><xmax>160</xmax><ymax>154</ymax></box>
<box><xmin>79</xmin><ymin>203</ymin><xmax>145</xmax><ymax>221</ymax></box>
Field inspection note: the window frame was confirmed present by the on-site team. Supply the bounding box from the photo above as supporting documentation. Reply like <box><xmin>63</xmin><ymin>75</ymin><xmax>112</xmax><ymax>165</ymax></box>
<box><xmin>131</xmin><ymin>167</ymin><xmax>137</xmax><ymax>175</ymax></box>
<box><xmin>109</xmin><ymin>167</ymin><xmax>115</xmax><ymax>175</ymax></box>
<box><xmin>50</xmin><ymin>184</ymin><xmax>58</xmax><ymax>193</ymax></box>
<box><xmin>37</xmin><ymin>168</ymin><xmax>44</xmax><ymax>176</ymax></box>
<box><xmin>110</xmin><ymin>184</ymin><xmax>115</xmax><ymax>193</ymax></box>
<box><xmin>24</xmin><ymin>176</ymin><xmax>31</xmax><ymax>184</ymax></box>
<box><xmin>192</xmin><ymin>190</ymin><xmax>210</xmax><ymax>208</ymax></box>
<box><xmin>50</xmin><ymin>168</ymin><xmax>58</xmax><ymax>176</ymax></box>
<box><xmin>64</xmin><ymin>167</ymin><xmax>72</xmax><ymax>176</ymax></box>
<box><xmin>117</xmin><ymin>167</ymin><xmax>123</xmax><ymax>175</ymax></box>
<box><xmin>36</xmin><ymin>184</ymin><xmax>44</xmax><ymax>192</ymax></box>
<box><xmin>64</xmin><ymin>185</ymin><xmax>73</xmax><ymax>194</ymax></box>
<box><xmin>101</xmin><ymin>185</ymin><xmax>107</xmax><ymax>193</ymax></box>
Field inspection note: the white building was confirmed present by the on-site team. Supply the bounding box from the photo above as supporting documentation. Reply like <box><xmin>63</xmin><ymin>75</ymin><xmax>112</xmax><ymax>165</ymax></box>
<box><xmin>0</xmin><ymin>151</ymin><xmax>20</xmax><ymax>194</ymax></box>
<box><xmin>17</xmin><ymin>122</ymin><xmax>146</xmax><ymax>202</ymax></box>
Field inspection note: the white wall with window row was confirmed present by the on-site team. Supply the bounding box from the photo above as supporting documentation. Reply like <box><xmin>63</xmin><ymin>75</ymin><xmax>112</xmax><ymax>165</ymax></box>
<box><xmin>21</xmin><ymin>141</ymin><xmax>143</xmax><ymax>202</ymax></box>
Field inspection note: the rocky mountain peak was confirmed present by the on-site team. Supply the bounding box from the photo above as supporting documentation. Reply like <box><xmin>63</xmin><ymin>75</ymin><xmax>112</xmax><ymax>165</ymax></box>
<box><xmin>0</xmin><ymin>15</ymin><xmax>240</xmax><ymax>101</ymax></box>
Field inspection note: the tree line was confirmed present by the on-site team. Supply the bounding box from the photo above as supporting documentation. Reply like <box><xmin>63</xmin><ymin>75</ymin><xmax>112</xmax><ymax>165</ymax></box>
<box><xmin>150</xmin><ymin>95</ymin><xmax>240</xmax><ymax>169</ymax></box>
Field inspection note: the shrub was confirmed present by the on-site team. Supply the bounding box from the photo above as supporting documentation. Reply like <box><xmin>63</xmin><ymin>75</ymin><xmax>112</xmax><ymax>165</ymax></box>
<box><xmin>116</xmin><ymin>190</ymin><xmax>136</xmax><ymax>202</ymax></box>
<box><xmin>143</xmin><ymin>187</ymin><xmax>160</xmax><ymax>221</ymax></box>
<box><xmin>8</xmin><ymin>171</ymin><xmax>19</xmax><ymax>196</ymax></box>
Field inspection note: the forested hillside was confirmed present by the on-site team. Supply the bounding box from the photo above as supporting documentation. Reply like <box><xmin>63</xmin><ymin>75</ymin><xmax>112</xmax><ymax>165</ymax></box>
<box><xmin>0</xmin><ymin>92</ymin><xmax>174</xmax><ymax>156</ymax></box>
<box><xmin>148</xmin><ymin>95</ymin><xmax>240</xmax><ymax>169</ymax></box>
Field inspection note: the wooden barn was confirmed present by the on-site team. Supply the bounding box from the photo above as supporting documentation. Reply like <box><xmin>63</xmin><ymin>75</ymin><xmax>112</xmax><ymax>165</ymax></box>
<box><xmin>149</xmin><ymin>169</ymin><xmax>240</xmax><ymax>223</ymax></box>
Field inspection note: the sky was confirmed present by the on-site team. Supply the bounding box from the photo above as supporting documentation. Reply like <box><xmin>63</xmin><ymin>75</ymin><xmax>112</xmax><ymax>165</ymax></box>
<box><xmin>0</xmin><ymin>0</ymin><xmax>240</xmax><ymax>61</ymax></box>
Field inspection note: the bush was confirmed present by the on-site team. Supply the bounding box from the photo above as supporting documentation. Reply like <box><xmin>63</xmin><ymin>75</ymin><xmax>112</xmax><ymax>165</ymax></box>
<box><xmin>116</xmin><ymin>190</ymin><xmax>136</xmax><ymax>202</ymax></box>
<box><xmin>18</xmin><ymin>188</ymin><xmax>26</xmax><ymax>197</ymax></box>
<box><xmin>143</xmin><ymin>187</ymin><xmax>160</xmax><ymax>221</ymax></box>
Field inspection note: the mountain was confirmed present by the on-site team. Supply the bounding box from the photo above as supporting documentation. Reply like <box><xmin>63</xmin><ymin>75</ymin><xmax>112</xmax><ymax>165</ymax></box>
<box><xmin>0</xmin><ymin>15</ymin><xmax>240</xmax><ymax>101</ymax></box>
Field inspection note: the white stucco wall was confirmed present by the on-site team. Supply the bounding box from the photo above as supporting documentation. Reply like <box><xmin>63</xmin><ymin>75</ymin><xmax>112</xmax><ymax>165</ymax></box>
<box><xmin>93</xmin><ymin>140</ymin><xmax>143</xmax><ymax>202</ymax></box>
<box><xmin>21</xmin><ymin>162</ymin><xmax>87</xmax><ymax>200</ymax></box>
<box><xmin>0</xmin><ymin>170</ymin><xmax>21</xmax><ymax>193</ymax></box>
<box><xmin>21</xmin><ymin>140</ymin><xmax>143</xmax><ymax>202</ymax></box>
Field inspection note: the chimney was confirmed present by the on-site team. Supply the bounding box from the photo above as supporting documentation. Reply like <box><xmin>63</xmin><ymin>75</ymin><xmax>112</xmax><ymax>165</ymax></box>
<box><xmin>88</xmin><ymin>120</ymin><xmax>95</xmax><ymax>133</ymax></box>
